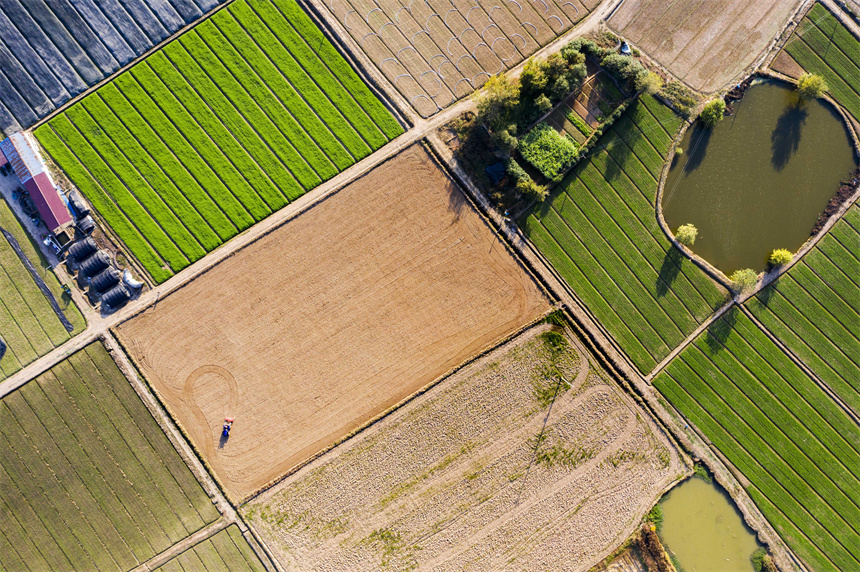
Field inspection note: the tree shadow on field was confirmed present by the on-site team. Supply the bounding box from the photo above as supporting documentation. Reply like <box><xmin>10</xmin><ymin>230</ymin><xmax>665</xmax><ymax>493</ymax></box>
<box><xmin>656</xmin><ymin>246</ymin><xmax>684</xmax><ymax>297</ymax></box>
<box><xmin>771</xmin><ymin>102</ymin><xmax>808</xmax><ymax>171</ymax></box>
<box><xmin>447</xmin><ymin>182</ymin><xmax>465</xmax><ymax>221</ymax></box>
<box><xmin>754</xmin><ymin>280</ymin><xmax>777</xmax><ymax>308</ymax></box>
<box><xmin>705</xmin><ymin>306</ymin><xmax>738</xmax><ymax>354</ymax></box>
<box><xmin>604</xmin><ymin>134</ymin><xmax>629</xmax><ymax>182</ymax></box>
<box><xmin>683</xmin><ymin>123</ymin><xmax>713</xmax><ymax>174</ymax></box>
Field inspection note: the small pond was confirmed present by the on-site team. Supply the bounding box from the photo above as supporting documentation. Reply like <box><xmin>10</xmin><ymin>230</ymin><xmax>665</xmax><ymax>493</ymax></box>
<box><xmin>663</xmin><ymin>80</ymin><xmax>857</xmax><ymax>273</ymax></box>
<box><xmin>659</xmin><ymin>476</ymin><xmax>761</xmax><ymax>572</ymax></box>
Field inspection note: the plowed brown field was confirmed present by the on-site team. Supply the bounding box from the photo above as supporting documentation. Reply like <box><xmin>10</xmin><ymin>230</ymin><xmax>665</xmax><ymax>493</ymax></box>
<box><xmin>608</xmin><ymin>0</ymin><xmax>800</xmax><ymax>92</ymax></box>
<box><xmin>115</xmin><ymin>145</ymin><xmax>550</xmax><ymax>500</ymax></box>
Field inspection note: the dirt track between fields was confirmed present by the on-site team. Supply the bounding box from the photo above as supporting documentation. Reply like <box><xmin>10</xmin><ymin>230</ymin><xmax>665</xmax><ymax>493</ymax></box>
<box><xmin>114</xmin><ymin>145</ymin><xmax>549</xmax><ymax>501</ymax></box>
<box><xmin>245</xmin><ymin>324</ymin><xmax>683</xmax><ymax>571</ymax></box>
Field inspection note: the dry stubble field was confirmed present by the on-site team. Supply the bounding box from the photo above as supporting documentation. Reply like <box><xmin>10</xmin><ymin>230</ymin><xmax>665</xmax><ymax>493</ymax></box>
<box><xmin>115</xmin><ymin>145</ymin><xmax>549</xmax><ymax>501</ymax></box>
<box><xmin>245</xmin><ymin>325</ymin><xmax>682</xmax><ymax>571</ymax></box>
<box><xmin>608</xmin><ymin>0</ymin><xmax>800</xmax><ymax>92</ymax></box>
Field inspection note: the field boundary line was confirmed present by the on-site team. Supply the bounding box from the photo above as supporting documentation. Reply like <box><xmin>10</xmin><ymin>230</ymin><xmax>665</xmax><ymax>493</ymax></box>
<box><xmin>130</xmin><ymin>518</ymin><xmax>228</xmax><ymax>572</ymax></box>
<box><xmin>738</xmin><ymin>305</ymin><xmax>860</xmax><ymax>426</ymax></box>
<box><xmin>645</xmin><ymin>299</ymin><xmax>734</xmax><ymax>382</ymax></box>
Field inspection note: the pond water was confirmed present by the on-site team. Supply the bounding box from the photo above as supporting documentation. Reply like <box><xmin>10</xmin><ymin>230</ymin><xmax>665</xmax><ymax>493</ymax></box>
<box><xmin>663</xmin><ymin>80</ymin><xmax>857</xmax><ymax>273</ymax></box>
<box><xmin>659</xmin><ymin>477</ymin><xmax>761</xmax><ymax>572</ymax></box>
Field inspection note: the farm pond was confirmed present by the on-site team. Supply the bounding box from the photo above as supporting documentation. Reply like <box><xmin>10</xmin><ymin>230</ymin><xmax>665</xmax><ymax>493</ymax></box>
<box><xmin>659</xmin><ymin>476</ymin><xmax>761</xmax><ymax>572</ymax></box>
<box><xmin>663</xmin><ymin>80</ymin><xmax>857</xmax><ymax>273</ymax></box>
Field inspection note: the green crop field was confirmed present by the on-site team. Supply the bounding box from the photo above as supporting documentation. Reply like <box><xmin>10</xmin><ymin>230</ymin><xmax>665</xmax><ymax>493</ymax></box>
<box><xmin>521</xmin><ymin>95</ymin><xmax>729</xmax><ymax>373</ymax></box>
<box><xmin>0</xmin><ymin>198</ymin><xmax>85</xmax><ymax>381</ymax></box>
<box><xmin>153</xmin><ymin>526</ymin><xmax>266</xmax><ymax>572</ymax></box>
<box><xmin>0</xmin><ymin>342</ymin><xmax>219</xmax><ymax>571</ymax></box>
<box><xmin>784</xmin><ymin>3</ymin><xmax>860</xmax><ymax>121</ymax></box>
<box><xmin>654</xmin><ymin>307</ymin><xmax>860</xmax><ymax>571</ymax></box>
<box><xmin>35</xmin><ymin>0</ymin><xmax>403</xmax><ymax>284</ymax></box>
<box><xmin>747</xmin><ymin>206</ymin><xmax>860</xmax><ymax>415</ymax></box>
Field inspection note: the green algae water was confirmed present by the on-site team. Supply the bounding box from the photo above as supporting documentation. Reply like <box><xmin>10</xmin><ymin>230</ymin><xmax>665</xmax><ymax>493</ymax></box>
<box><xmin>663</xmin><ymin>80</ymin><xmax>857</xmax><ymax>273</ymax></box>
<box><xmin>659</xmin><ymin>477</ymin><xmax>761</xmax><ymax>572</ymax></box>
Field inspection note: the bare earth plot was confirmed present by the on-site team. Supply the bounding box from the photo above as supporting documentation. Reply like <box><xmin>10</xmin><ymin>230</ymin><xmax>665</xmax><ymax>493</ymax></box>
<box><xmin>0</xmin><ymin>342</ymin><xmax>219</xmax><ymax>572</ymax></box>
<box><xmin>307</xmin><ymin>0</ymin><xmax>601</xmax><ymax>116</ymax></box>
<box><xmin>245</xmin><ymin>325</ymin><xmax>682</xmax><ymax>571</ymax></box>
<box><xmin>115</xmin><ymin>145</ymin><xmax>550</xmax><ymax>501</ymax></box>
<box><xmin>608</xmin><ymin>0</ymin><xmax>800</xmax><ymax>92</ymax></box>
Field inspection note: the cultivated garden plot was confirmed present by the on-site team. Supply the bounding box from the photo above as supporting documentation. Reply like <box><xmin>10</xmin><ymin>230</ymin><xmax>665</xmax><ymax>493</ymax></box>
<box><xmin>0</xmin><ymin>0</ymin><xmax>226</xmax><ymax>136</ymax></box>
<box><xmin>608</xmin><ymin>0</ymin><xmax>799</xmax><ymax>92</ymax></box>
<box><xmin>245</xmin><ymin>326</ymin><xmax>681</xmax><ymax>571</ymax></box>
<box><xmin>115</xmin><ymin>145</ymin><xmax>550</xmax><ymax>501</ymax></box>
<box><xmin>654</xmin><ymin>307</ymin><xmax>860</xmax><ymax>572</ymax></box>
<box><xmin>781</xmin><ymin>3</ymin><xmax>860</xmax><ymax>122</ymax></box>
<box><xmin>544</xmin><ymin>68</ymin><xmax>624</xmax><ymax>143</ymax></box>
<box><xmin>521</xmin><ymin>95</ymin><xmax>728</xmax><ymax>374</ymax></box>
<box><xmin>151</xmin><ymin>525</ymin><xmax>266</xmax><ymax>572</ymax></box>
<box><xmin>0</xmin><ymin>198</ymin><xmax>85</xmax><ymax>381</ymax></box>
<box><xmin>0</xmin><ymin>342</ymin><xmax>219</xmax><ymax>572</ymax></box>
<box><xmin>35</xmin><ymin>0</ymin><xmax>403</xmax><ymax>284</ymax></box>
<box><xmin>746</xmin><ymin>206</ymin><xmax>860</xmax><ymax>415</ymax></box>
<box><xmin>309</xmin><ymin>0</ymin><xmax>601</xmax><ymax>116</ymax></box>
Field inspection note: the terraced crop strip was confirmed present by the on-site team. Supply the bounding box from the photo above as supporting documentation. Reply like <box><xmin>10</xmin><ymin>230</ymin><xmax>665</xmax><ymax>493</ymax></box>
<box><xmin>0</xmin><ymin>342</ymin><xmax>219</xmax><ymax>571</ymax></box>
<box><xmin>313</xmin><ymin>0</ymin><xmax>599</xmax><ymax>116</ymax></box>
<box><xmin>35</xmin><ymin>0</ymin><xmax>403</xmax><ymax>283</ymax></box>
<box><xmin>0</xmin><ymin>0</ymin><xmax>227</xmax><ymax>135</ymax></box>
<box><xmin>522</xmin><ymin>95</ymin><xmax>728</xmax><ymax>373</ymax></box>
<box><xmin>784</xmin><ymin>3</ymin><xmax>860</xmax><ymax>121</ymax></box>
<box><xmin>653</xmin><ymin>308</ymin><xmax>860</xmax><ymax>572</ymax></box>
<box><xmin>747</xmin><ymin>206</ymin><xmax>860</xmax><ymax>415</ymax></box>
<box><xmin>0</xmin><ymin>199</ymin><xmax>84</xmax><ymax>381</ymax></box>
<box><xmin>152</xmin><ymin>526</ymin><xmax>266</xmax><ymax>572</ymax></box>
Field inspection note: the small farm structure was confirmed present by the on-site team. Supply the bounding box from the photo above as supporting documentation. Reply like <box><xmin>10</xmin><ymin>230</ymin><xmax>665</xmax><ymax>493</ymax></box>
<box><xmin>0</xmin><ymin>132</ymin><xmax>72</xmax><ymax>237</ymax></box>
<box><xmin>0</xmin><ymin>0</ymin><xmax>228</xmax><ymax>136</ymax></box>
<box><xmin>309</xmin><ymin>0</ymin><xmax>601</xmax><ymax>116</ymax></box>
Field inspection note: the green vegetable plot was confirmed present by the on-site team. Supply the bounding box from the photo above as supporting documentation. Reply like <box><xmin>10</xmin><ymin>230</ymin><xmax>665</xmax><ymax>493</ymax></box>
<box><xmin>0</xmin><ymin>342</ymin><xmax>219</xmax><ymax>571</ymax></box>
<box><xmin>522</xmin><ymin>95</ymin><xmax>728</xmax><ymax>373</ymax></box>
<box><xmin>36</xmin><ymin>0</ymin><xmax>402</xmax><ymax>283</ymax></box>
<box><xmin>654</xmin><ymin>308</ymin><xmax>860</xmax><ymax>572</ymax></box>
<box><xmin>152</xmin><ymin>526</ymin><xmax>266</xmax><ymax>572</ymax></box>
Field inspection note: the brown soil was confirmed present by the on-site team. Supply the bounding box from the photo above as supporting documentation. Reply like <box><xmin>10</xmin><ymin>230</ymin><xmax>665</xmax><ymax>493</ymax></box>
<box><xmin>245</xmin><ymin>325</ymin><xmax>682</xmax><ymax>571</ymax></box>
<box><xmin>114</xmin><ymin>145</ymin><xmax>550</xmax><ymax>501</ymax></box>
<box><xmin>770</xmin><ymin>50</ymin><xmax>805</xmax><ymax>79</ymax></box>
<box><xmin>811</xmin><ymin>167</ymin><xmax>860</xmax><ymax>236</ymax></box>
<box><xmin>609</xmin><ymin>0</ymin><xmax>801</xmax><ymax>92</ymax></box>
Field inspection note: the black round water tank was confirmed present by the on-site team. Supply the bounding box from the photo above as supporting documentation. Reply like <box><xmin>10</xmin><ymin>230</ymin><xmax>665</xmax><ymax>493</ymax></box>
<box><xmin>67</xmin><ymin>237</ymin><xmax>97</xmax><ymax>262</ymax></box>
<box><xmin>79</xmin><ymin>250</ymin><xmax>111</xmax><ymax>277</ymax></box>
<box><xmin>101</xmin><ymin>283</ymin><xmax>130</xmax><ymax>309</ymax></box>
<box><xmin>90</xmin><ymin>266</ymin><xmax>120</xmax><ymax>293</ymax></box>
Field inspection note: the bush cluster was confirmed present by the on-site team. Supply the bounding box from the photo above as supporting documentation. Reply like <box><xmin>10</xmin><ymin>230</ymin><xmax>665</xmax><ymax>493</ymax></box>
<box><xmin>658</xmin><ymin>81</ymin><xmax>699</xmax><ymax>117</ymax></box>
<box><xmin>519</xmin><ymin>123</ymin><xmax>579</xmax><ymax>179</ymax></box>
<box><xmin>637</xmin><ymin>526</ymin><xmax>673</xmax><ymax>572</ymax></box>
<box><xmin>797</xmin><ymin>73</ymin><xmax>827</xmax><ymax>99</ymax></box>
<box><xmin>730</xmin><ymin>268</ymin><xmax>759</xmax><ymax>292</ymax></box>
<box><xmin>675</xmin><ymin>223</ymin><xmax>697</xmax><ymax>246</ymax></box>
<box><xmin>769</xmin><ymin>248</ymin><xmax>793</xmax><ymax>266</ymax></box>
<box><xmin>506</xmin><ymin>158</ymin><xmax>548</xmax><ymax>201</ymax></box>
<box><xmin>700</xmin><ymin>99</ymin><xmax>726</xmax><ymax>127</ymax></box>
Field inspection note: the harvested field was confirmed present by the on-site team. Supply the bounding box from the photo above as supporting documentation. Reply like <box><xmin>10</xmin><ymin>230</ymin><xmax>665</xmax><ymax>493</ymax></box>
<box><xmin>654</xmin><ymin>307</ymin><xmax>860</xmax><ymax>572</ymax></box>
<box><xmin>0</xmin><ymin>197</ymin><xmax>85</xmax><ymax>381</ymax></box>
<box><xmin>746</xmin><ymin>205</ymin><xmax>860</xmax><ymax>415</ymax></box>
<box><xmin>0</xmin><ymin>342</ymin><xmax>219</xmax><ymax>571</ymax></box>
<box><xmin>0</xmin><ymin>0</ymin><xmax>226</xmax><ymax>135</ymax></box>
<box><xmin>782</xmin><ymin>3</ymin><xmax>860</xmax><ymax>121</ymax></box>
<box><xmin>307</xmin><ymin>0</ymin><xmax>601</xmax><ymax>117</ymax></box>
<box><xmin>115</xmin><ymin>145</ymin><xmax>550</xmax><ymax>501</ymax></box>
<box><xmin>521</xmin><ymin>95</ymin><xmax>729</xmax><ymax>373</ymax></box>
<box><xmin>152</xmin><ymin>526</ymin><xmax>266</xmax><ymax>572</ymax></box>
<box><xmin>35</xmin><ymin>0</ymin><xmax>403</xmax><ymax>284</ymax></box>
<box><xmin>245</xmin><ymin>325</ymin><xmax>682</xmax><ymax>571</ymax></box>
<box><xmin>608</xmin><ymin>0</ymin><xmax>800</xmax><ymax>92</ymax></box>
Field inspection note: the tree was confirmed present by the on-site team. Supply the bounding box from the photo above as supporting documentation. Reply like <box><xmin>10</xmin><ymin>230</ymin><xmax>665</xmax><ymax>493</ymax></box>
<box><xmin>516</xmin><ymin>177</ymin><xmax>549</xmax><ymax>201</ymax></box>
<box><xmin>675</xmin><ymin>223</ymin><xmax>697</xmax><ymax>246</ymax></box>
<box><xmin>796</xmin><ymin>73</ymin><xmax>827</xmax><ymax>100</ymax></box>
<box><xmin>730</xmin><ymin>268</ymin><xmax>758</xmax><ymax>293</ymax></box>
<box><xmin>769</xmin><ymin>248</ymin><xmax>793</xmax><ymax>266</ymax></box>
<box><xmin>636</xmin><ymin>71</ymin><xmax>663</xmax><ymax>95</ymax></box>
<box><xmin>699</xmin><ymin>99</ymin><xmax>726</xmax><ymax>127</ymax></box>
<box><xmin>474</xmin><ymin>74</ymin><xmax>519</xmax><ymax>131</ymax></box>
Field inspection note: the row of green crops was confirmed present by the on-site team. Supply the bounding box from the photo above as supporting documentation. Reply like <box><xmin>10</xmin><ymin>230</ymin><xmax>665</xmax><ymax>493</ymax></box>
<box><xmin>747</xmin><ymin>206</ymin><xmax>860</xmax><ymax>414</ymax></box>
<box><xmin>0</xmin><ymin>199</ymin><xmax>85</xmax><ymax>380</ymax></box>
<box><xmin>35</xmin><ymin>0</ymin><xmax>403</xmax><ymax>283</ymax></box>
<box><xmin>521</xmin><ymin>95</ymin><xmax>729</xmax><ymax>373</ymax></box>
<box><xmin>0</xmin><ymin>342</ymin><xmax>219</xmax><ymax>571</ymax></box>
<box><xmin>519</xmin><ymin>123</ymin><xmax>579</xmax><ymax>179</ymax></box>
<box><xmin>784</xmin><ymin>3</ymin><xmax>860</xmax><ymax>121</ymax></box>
<box><xmin>153</xmin><ymin>526</ymin><xmax>266</xmax><ymax>572</ymax></box>
<box><xmin>653</xmin><ymin>307</ymin><xmax>860</xmax><ymax>572</ymax></box>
